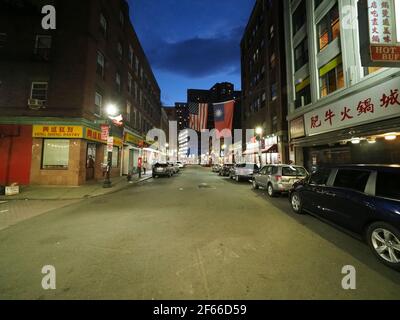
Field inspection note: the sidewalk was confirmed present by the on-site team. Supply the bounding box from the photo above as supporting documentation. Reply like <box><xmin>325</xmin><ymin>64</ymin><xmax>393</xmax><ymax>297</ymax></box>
<box><xmin>0</xmin><ymin>174</ymin><xmax>152</xmax><ymax>201</ymax></box>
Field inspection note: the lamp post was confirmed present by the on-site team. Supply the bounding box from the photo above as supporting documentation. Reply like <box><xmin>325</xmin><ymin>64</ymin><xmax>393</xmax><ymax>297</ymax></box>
<box><xmin>103</xmin><ymin>103</ymin><xmax>118</xmax><ymax>188</ymax></box>
<box><xmin>255</xmin><ymin>127</ymin><xmax>263</xmax><ymax>167</ymax></box>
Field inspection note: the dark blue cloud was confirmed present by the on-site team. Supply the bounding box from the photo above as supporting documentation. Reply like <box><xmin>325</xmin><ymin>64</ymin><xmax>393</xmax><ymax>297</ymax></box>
<box><xmin>128</xmin><ymin>0</ymin><xmax>255</xmax><ymax>104</ymax></box>
<box><xmin>148</xmin><ymin>25</ymin><xmax>244</xmax><ymax>78</ymax></box>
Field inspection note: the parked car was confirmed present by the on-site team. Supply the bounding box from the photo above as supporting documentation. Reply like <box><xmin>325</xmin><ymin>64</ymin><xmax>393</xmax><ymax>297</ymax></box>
<box><xmin>176</xmin><ymin>161</ymin><xmax>185</xmax><ymax>169</ymax></box>
<box><xmin>219</xmin><ymin>164</ymin><xmax>234</xmax><ymax>176</ymax></box>
<box><xmin>253</xmin><ymin>164</ymin><xmax>308</xmax><ymax>197</ymax></box>
<box><xmin>289</xmin><ymin>164</ymin><xmax>400</xmax><ymax>271</ymax></box>
<box><xmin>152</xmin><ymin>163</ymin><xmax>173</xmax><ymax>178</ymax></box>
<box><xmin>230</xmin><ymin>163</ymin><xmax>259</xmax><ymax>182</ymax></box>
<box><xmin>212</xmin><ymin>164</ymin><xmax>222</xmax><ymax>173</ymax></box>
<box><xmin>167</xmin><ymin>162</ymin><xmax>180</xmax><ymax>174</ymax></box>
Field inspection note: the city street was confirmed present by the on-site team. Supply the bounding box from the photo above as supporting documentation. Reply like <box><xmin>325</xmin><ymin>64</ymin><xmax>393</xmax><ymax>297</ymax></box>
<box><xmin>0</xmin><ymin>166</ymin><xmax>399</xmax><ymax>300</ymax></box>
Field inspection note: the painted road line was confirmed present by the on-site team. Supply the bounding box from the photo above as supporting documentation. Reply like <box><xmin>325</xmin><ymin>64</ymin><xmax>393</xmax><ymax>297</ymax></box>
<box><xmin>0</xmin><ymin>210</ymin><xmax>9</xmax><ymax>213</ymax></box>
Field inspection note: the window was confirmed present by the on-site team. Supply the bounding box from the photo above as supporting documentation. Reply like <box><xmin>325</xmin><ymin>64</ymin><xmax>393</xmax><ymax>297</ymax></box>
<box><xmin>282</xmin><ymin>166</ymin><xmax>307</xmax><ymax>176</ymax></box>
<box><xmin>95</xmin><ymin>92</ymin><xmax>102</xmax><ymax>116</ymax></box>
<box><xmin>128</xmin><ymin>73</ymin><xmax>132</xmax><ymax>94</ymax></box>
<box><xmin>317</xmin><ymin>3</ymin><xmax>340</xmax><ymax>51</ymax></box>
<box><xmin>31</xmin><ymin>82</ymin><xmax>48</xmax><ymax>102</ymax></box>
<box><xmin>126</xmin><ymin>101</ymin><xmax>131</xmax><ymax>122</ymax></box>
<box><xmin>270</xmin><ymin>52</ymin><xmax>276</xmax><ymax>69</ymax></box>
<box><xmin>135</xmin><ymin>56</ymin><xmax>139</xmax><ymax>75</ymax></box>
<box><xmin>100</xmin><ymin>13</ymin><xmax>107</xmax><ymax>37</ymax></box>
<box><xmin>295</xmin><ymin>77</ymin><xmax>311</xmax><ymax>108</ymax></box>
<box><xmin>333</xmin><ymin>169</ymin><xmax>370</xmax><ymax>192</ymax></box>
<box><xmin>42</xmin><ymin>139</ymin><xmax>69</xmax><ymax>169</ymax></box>
<box><xmin>133</xmin><ymin>108</ymin><xmax>137</xmax><ymax>128</ymax></box>
<box><xmin>134</xmin><ymin>81</ymin><xmax>138</xmax><ymax>100</ymax></box>
<box><xmin>292</xmin><ymin>1</ymin><xmax>306</xmax><ymax>35</ymax></box>
<box><xmin>364</xmin><ymin>66</ymin><xmax>382</xmax><ymax>76</ymax></box>
<box><xmin>270</xmin><ymin>83</ymin><xmax>277</xmax><ymax>101</ymax></box>
<box><xmin>294</xmin><ymin>37</ymin><xmax>308</xmax><ymax>71</ymax></box>
<box><xmin>310</xmin><ymin>168</ymin><xmax>331</xmax><ymax>185</ymax></box>
<box><xmin>269</xmin><ymin>24</ymin><xmax>275</xmax><ymax>39</ymax></box>
<box><xmin>0</xmin><ymin>33</ymin><xmax>6</xmax><ymax>48</ymax></box>
<box><xmin>376</xmin><ymin>172</ymin><xmax>400</xmax><ymax>200</ymax></box>
<box><xmin>117</xmin><ymin>42</ymin><xmax>123</xmax><ymax>60</ymax></box>
<box><xmin>116</xmin><ymin>72</ymin><xmax>121</xmax><ymax>92</ymax></box>
<box><xmin>97</xmin><ymin>51</ymin><xmax>105</xmax><ymax>77</ymax></box>
<box><xmin>319</xmin><ymin>55</ymin><xmax>344</xmax><ymax>97</ymax></box>
<box><xmin>34</xmin><ymin>35</ymin><xmax>52</xmax><ymax>58</ymax></box>
<box><xmin>129</xmin><ymin>46</ymin><xmax>134</xmax><ymax>67</ymax></box>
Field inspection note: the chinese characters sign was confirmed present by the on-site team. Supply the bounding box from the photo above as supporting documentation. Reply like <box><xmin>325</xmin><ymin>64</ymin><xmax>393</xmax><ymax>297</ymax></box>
<box><xmin>33</xmin><ymin>125</ymin><xmax>83</xmax><ymax>138</ymax></box>
<box><xmin>368</xmin><ymin>0</ymin><xmax>396</xmax><ymax>44</ymax></box>
<box><xmin>304</xmin><ymin>77</ymin><xmax>400</xmax><ymax>136</ymax></box>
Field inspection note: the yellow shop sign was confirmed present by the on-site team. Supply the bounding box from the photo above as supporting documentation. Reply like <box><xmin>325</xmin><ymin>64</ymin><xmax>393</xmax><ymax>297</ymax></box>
<box><xmin>33</xmin><ymin>125</ymin><xmax>83</xmax><ymax>138</ymax></box>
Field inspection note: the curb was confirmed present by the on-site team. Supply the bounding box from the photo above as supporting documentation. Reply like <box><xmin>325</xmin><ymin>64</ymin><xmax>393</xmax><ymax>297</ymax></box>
<box><xmin>0</xmin><ymin>176</ymin><xmax>153</xmax><ymax>201</ymax></box>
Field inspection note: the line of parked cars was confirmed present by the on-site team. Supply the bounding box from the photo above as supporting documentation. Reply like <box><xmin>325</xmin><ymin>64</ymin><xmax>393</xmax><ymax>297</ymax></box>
<box><xmin>213</xmin><ymin>162</ymin><xmax>400</xmax><ymax>270</ymax></box>
<box><xmin>152</xmin><ymin>161</ymin><xmax>185</xmax><ymax>178</ymax></box>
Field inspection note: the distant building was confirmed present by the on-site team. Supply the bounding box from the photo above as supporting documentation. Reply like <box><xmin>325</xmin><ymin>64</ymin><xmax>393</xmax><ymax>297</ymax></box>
<box><xmin>0</xmin><ymin>0</ymin><xmax>162</xmax><ymax>186</ymax></box>
<box><xmin>175</xmin><ymin>102</ymin><xmax>189</xmax><ymax>131</ymax></box>
<box><xmin>241</xmin><ymin>0</ymin><xmax>289</xmax><ymax>165</ymax></box>
<box><xmin>187</xmin><ymin>82</ymin><xmax>242</xmax><ymax>131</ymax></box>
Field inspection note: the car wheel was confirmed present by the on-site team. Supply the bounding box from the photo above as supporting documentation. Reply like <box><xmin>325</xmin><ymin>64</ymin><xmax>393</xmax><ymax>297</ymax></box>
<box><xmin>290</xmin><ymin>192</ymin><xmax>303</xmax><ymax>214</ymax></box>
<box><xmin>267</xmin><ymin>184</ymin><xmax>276</xmax><ymax>197</ymax></box>
<box><xmin>367</xmin><ymin>222</ymin><xmax>400</xmax><ymax>270</ymax></box>
<box><xmin>252</xmin><ymin>180</ymin><xmax>259</xmax><ymax>190</ymax></box>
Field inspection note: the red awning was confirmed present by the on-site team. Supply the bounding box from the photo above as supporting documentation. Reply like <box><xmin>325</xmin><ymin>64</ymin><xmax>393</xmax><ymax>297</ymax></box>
<box><xmin>261</xmin><ymin>144</ymin><xmax>278</xmax><ymax>153</ymax></box>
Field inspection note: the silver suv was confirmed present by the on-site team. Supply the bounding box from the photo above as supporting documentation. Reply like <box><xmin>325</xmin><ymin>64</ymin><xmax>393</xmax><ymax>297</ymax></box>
<box><xmin>230</xmin><ymin>163</ymin><xmax>259</xmax><ymax>182</ymax></box>
<box><xmin>252</xmin><ymin>164</ymin><xmax>308</xmax><ymax>197</ymax></box>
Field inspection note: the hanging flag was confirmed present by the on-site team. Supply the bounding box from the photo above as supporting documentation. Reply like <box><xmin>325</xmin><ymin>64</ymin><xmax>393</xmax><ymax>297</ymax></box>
<box><xmin>213</xmin><ymin>100</ymin><xmax>235</xmax><ymax>134</ymax></box>
<box><xmin>188</xmin><ymin>102</ymin><xmax>208</xmax><ymax>131</ymax></box>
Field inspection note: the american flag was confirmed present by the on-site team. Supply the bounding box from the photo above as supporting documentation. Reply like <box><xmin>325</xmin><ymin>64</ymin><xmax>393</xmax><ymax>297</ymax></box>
<box><xmin>188</xmin><ymin>102</ymin><xmax>208</xmax><ymax>131</ymax></box>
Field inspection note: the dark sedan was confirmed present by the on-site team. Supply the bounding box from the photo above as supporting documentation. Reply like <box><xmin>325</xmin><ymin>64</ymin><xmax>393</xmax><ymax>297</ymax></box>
<box><xmin>289</xmin><ymin>165</ymin><xmax>400</xmax><ymax>271</ymax></box>
<box><xmin>219</xmin><ymin>164</ymin><xmax>234</xmax><ymax>176</ymax></box>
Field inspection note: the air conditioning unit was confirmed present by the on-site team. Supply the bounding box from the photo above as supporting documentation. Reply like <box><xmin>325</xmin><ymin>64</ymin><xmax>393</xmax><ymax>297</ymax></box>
<box><xmin>28</xmin><ymin>99</ymin><xmax>45</xmax><ymax>110</ymax></box>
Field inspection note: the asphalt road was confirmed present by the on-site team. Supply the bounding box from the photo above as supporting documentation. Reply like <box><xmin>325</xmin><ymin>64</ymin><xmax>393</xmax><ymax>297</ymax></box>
<box><xmin>0</xmin><ymin>166</ymin><xmax>399</xmax><ymax>299</ymax></box>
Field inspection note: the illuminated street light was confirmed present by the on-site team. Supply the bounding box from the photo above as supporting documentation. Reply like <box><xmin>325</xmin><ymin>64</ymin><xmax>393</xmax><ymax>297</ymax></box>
<box><xmin>106</xmin><ymin>103</ymin><xmax>118</xmax><ymax>116</ymax></box>
<box><xmin>255</xmin><ymin>127</ymin><xmax>263</xmax><ymax>135</ymax></box>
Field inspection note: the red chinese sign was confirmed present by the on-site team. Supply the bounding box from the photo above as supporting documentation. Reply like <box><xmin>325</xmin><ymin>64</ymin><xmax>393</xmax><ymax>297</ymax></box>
<box><xmin>368</xmin><ymin>0</ymin><xmax>395</xmax><ymax>44</ymax></box>
<box><xmin>305</xmin><ymin>77</ymin><xmax>400</xmax><ymax>136</ymax></box>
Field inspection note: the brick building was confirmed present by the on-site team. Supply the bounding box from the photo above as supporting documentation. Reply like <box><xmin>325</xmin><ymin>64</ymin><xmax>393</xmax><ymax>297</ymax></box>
<box><xmin>241</xmin><ymin>0</ymin><xmax>289</xmax><ymax>165</ymax></box>
<box><xmin>0</xmin><ymin>0</ymin><xmax>162</xmax><ymax>186</ymax></box>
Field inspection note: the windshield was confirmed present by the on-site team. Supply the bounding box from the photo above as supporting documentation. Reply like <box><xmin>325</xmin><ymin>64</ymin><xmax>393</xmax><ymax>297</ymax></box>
<box><xmin>282</xmin><ymin>166</ymin><xmax>307</xmax><ymax>176</ymax></box>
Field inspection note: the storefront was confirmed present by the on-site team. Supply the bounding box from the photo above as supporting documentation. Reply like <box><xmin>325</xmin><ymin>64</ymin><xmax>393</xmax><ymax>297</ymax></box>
<box><xmin>0</xmin><ymin>119</ymin><xmax>124</xmax><ymax>186</ymax></box>
<box><xmin>243</xmin><ymin>136</ymin><xmax>281</xmax><ymax>166</ymax></box>
<box><xmin>289</xmin><ymin>76</ymin><xmax>400</xmax><ymax>172</ymax></box>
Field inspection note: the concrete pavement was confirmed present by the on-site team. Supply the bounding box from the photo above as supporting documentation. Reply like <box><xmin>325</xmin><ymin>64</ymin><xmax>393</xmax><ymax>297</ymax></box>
<box><xmin>0</xmin><ymin>166</ymin><xmax>399</xmax><ymax>299</ymax></box>
<box><xmin>0</xmin><ymin>174</ymin><xmax>152</xmax><ymax>201</ymax></box>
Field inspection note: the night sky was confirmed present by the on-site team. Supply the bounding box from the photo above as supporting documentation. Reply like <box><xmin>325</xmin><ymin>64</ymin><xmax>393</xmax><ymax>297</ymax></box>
<box><xmin>128</xmin><ymin>0</ymin><xmax>256</xmax><ymax>106</ymax></box>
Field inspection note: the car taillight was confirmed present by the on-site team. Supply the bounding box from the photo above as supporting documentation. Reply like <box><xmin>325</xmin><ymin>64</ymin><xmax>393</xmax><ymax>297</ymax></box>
<box><xmin>275</xmin><ymin>175</ymin><xmax>282</xmax><ymax>182</ymax></box>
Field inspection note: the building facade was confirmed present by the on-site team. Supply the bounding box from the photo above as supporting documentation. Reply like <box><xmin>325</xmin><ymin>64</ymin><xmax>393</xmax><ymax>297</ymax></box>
<box><xmin>241</xmin><ymin>0</ymin><xmax>289</xmax><ymax>166</ymax></box>
<box><xmin>283</xmin><ymin>0</ymin><xmax>400</xmax><ymax>172</ymax></box>
<box><xmin>0</xmin><ymin>0</ymin><xmax>162</xmax><ymax>186</ymax></box>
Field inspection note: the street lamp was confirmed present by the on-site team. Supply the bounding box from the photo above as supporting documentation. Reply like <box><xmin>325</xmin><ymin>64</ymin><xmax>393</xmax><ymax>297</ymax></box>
<box><xmin>255</xmin><ymin>127</ymin><xmax>263</xmax><ymax>166</ymax></box>
<box><xmin>103</xmin><ymin>103</ymin><xmax>118</xmax><ymax>188</ymax></box>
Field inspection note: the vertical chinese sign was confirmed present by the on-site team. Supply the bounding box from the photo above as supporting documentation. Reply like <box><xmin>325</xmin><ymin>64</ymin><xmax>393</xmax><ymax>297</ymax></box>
<box><xmin>367</xmin><ymin>0</ymin><xmax>400</xmax><ymax>63</ymax></box>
